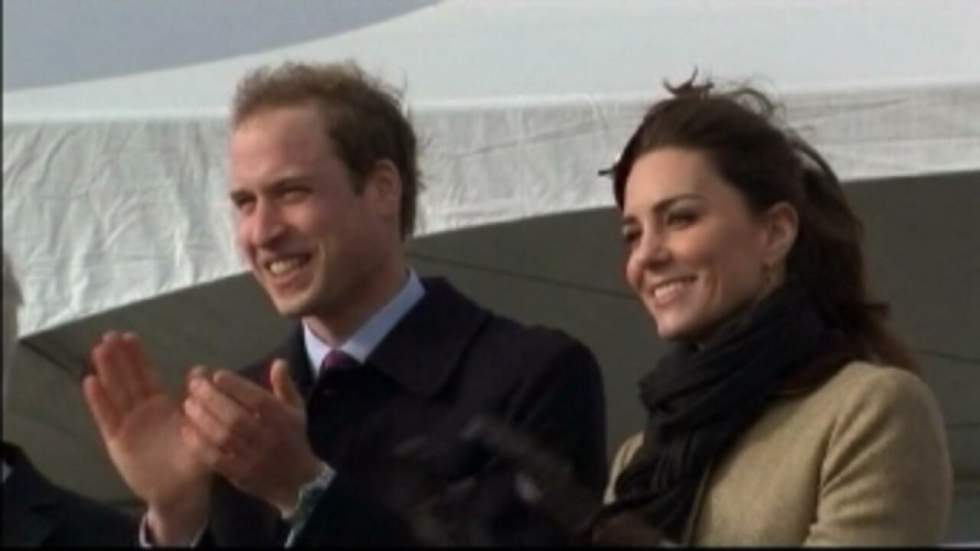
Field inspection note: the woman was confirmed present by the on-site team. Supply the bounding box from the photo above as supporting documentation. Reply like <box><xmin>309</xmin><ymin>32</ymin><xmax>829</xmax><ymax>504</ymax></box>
<box><xmin>593</xmin><ymin>78</ymin><xmax>953</xmax><ymax>545</ymax></box>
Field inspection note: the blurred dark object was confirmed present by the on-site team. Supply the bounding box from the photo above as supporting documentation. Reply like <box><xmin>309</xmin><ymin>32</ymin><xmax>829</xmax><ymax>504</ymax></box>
<box><xmin>461</xmin><ymin>416</ymin><xmax>666</xmax><ymax>546</ymax></box>
<box><xmin>461</xmin><ymin>417</ymin><xmax>597</xmax><ymax>540</ymax></box>
<box><xmin>389</xmin><ymin>416</ymin><xmax>666</xmax><ymax>546</ymax></box>
<box><xmin>389</xmin><ymin>435</ymin><xmax>492</xmax><ymax>546</ymax></box>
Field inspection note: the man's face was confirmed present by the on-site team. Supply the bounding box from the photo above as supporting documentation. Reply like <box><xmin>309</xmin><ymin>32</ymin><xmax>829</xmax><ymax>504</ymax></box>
<box><xmin>229</xmin><ymin>104</ymin><xmax>395</xmax><ymax>321</ymax></box>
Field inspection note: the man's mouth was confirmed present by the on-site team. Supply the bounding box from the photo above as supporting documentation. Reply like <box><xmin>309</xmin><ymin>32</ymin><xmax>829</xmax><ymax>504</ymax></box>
<box><xmin>265</xmin><ymin>255</ymin><xmax>310</xmax><ymax>277</ymax></box>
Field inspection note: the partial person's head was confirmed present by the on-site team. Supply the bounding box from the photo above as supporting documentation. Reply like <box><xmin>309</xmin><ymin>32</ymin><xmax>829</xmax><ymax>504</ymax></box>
<box><xmin>612</xmin><ymin>78</ymin><xmax>913</xmax><ymax>367</ymax></box>
<box><xmin>3</xmin><ymin>250</ymin><xmax>23</xmax><ymax>405</ymax></box>
<box><xmin>228</xmin><ymin>61</ymin><xmax>420</xmax><ymax>324</ymax></box>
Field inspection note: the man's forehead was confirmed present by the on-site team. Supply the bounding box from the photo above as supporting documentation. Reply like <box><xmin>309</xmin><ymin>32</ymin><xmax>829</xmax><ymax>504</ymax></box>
<box><xmin>233</xmin><ymin>100</ymin><xmax>324</xmax><ymax>132</ymax></box>
<box><xmin>230</xmin><ymin>104</ymin><xmax>334</xmax><ymax>156</ymax></box>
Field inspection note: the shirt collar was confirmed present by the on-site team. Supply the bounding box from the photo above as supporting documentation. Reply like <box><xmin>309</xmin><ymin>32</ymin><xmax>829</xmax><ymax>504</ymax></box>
<box><xmin>303</xmin><ymin>269</ymin><xmax>425</xmax><ymax>377</ymax></box>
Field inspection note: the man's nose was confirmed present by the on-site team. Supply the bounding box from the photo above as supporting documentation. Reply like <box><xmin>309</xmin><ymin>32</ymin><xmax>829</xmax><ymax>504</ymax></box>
<box><xmin>249</xmin><ymin>201</ymin><xmax>286</xmax><ymax>246</ymax></box>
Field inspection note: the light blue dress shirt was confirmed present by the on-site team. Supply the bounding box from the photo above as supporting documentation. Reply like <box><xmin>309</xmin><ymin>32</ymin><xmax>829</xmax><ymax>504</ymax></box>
<box><xmin>302</xmin><ymin>269</ymin><xmax>425</xmax><ymax>375</ymax></box>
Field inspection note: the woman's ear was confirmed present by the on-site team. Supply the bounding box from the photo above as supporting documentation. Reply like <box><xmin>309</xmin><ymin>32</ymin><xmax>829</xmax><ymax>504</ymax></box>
<box><xmin>761</xmin><ymin>201</ymin><xmax>799</xmax><ymax>267</ymax></box>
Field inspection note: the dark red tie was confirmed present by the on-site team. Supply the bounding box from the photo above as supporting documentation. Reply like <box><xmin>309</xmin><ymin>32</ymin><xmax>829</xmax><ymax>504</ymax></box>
<box><xmin>320</xmin><ymin>349</ymin><xmax>359</xmax><ymax>372</ymax></box>
<box><xmin>307</xmin><ymin>350</ymin><xmax>366</xmax><ymax>465</ymax></box>
<box><xmin>313</xmin><ymin>350</ymin><xmax>360</xmax><ymax>395</ymax></box>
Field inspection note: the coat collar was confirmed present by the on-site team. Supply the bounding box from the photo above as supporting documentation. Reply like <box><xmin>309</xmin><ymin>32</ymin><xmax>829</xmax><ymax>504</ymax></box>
<box><xmin>2</xmin><ymin>442</ymin><xmax>60</xmax><ymax>546</ymax></box>
<box><xmin>280</xmin><ymin>277</ymin><xmax>489</xmax><ymax>400</ymax></box>
<box><xmin>368</xmin><ymin>277</ymin><xmax>489</xmax><ymax>397</ymax></box>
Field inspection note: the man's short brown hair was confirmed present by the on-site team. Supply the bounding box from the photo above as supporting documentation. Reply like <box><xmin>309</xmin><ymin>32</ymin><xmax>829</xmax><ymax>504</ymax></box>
<box><xmin>232</xmin><ymin>61</ymin><xmax>421</xmax><ymax>238</ymax></box>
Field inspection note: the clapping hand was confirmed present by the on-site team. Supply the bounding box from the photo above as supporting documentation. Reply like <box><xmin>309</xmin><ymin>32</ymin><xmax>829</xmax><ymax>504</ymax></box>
<box><xmin>82</xmin><ymin>332</ymin><xmax>211</xmax><ymax>544</ymax></box>
<box><xmin>180</xmin><ymin>359</ymin><xmax>327</xmax><ymax>516</ymax></box>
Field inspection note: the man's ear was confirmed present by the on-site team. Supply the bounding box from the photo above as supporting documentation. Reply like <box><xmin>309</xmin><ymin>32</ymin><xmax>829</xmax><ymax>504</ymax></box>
<box><xmin>365</xmin><ymin>159</ymin><xmax>402</xmax><ymax>218</ymax></box>
<box><xmin>761</xmin><ymin>201</ymin><xmax>799</xmax><ymax>267</ymax></box>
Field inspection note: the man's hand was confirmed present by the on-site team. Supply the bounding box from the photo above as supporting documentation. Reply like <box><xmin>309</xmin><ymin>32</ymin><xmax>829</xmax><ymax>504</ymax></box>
<box><xmin>181</xmin><ymin>359</ymin><xmax>326</xmax><ymax>516</ymax></box>
<box><xmin>82</xmin><ymin>332</ymin><xmax>212</xmax><ymax>545</ymax></box>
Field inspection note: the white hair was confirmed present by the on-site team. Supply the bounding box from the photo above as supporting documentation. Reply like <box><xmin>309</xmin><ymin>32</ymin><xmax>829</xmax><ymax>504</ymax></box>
<box><xmin>3</xmin><ymin>250</ymin><xmax>23</xmax><ymax>404</ymax></box>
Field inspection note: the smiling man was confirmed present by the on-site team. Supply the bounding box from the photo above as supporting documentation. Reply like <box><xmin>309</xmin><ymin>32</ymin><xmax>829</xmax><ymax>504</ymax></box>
<box><xmin>83</xmin><ymin>61</ymin><xmax>607</xmax><ymax>546</ymax></box>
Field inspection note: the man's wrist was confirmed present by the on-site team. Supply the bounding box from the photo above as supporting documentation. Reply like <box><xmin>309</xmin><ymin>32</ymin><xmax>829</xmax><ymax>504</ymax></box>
<box><xmin>280</xmin><ymin>461</ymin><xmax>335</xmax><ymax>520</ymax></box>
<box><xmin>146</xmin><ymin>494</ymin><xmax>211</xmax><ymax>546</ymax></box>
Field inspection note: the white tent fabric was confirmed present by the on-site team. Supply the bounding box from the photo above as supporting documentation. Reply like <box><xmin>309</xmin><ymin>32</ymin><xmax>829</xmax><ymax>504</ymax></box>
<box><xmin>5</xmin><ymin>0</ymin><xmax>980</xmax><ymax>336</ymax></box>
<box><xmin>3</xmin><ymin>0</ymin><xmax>979</xmax><ymax>541</ymax></box>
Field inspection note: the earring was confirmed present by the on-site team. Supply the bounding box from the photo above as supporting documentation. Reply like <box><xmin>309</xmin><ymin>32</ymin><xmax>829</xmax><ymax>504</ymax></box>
<box><xmin>761</xmin><ymin>262</ymin><xmax>774</xmax><ymax>290</ymax></box>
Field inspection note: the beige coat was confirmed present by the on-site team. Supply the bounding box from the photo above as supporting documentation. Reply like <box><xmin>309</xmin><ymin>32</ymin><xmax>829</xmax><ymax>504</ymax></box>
<box><xmin>605</xmin><ymin>362</ymin><xmax>953</xmax><ymax>545</ymax></box>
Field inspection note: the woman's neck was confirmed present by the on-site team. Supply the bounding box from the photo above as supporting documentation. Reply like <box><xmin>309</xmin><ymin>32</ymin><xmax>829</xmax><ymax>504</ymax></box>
<box><xmin>693</xmin><ymin>280</ymin><xmax>786</xmax><ymax>349</ymax></box>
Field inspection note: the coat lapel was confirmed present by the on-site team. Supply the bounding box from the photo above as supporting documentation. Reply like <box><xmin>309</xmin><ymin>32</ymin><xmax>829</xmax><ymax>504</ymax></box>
<box><xmin>367</xmin><ymin>277</ymin><xmax>489</xmax><ymax>398</ymax></box>
<box><xmin>283</xmin><ymin>328</ymin><xmax>316</xmax><ymax>400</ymax></box>
<box><xmin>245</xmin><ymin>327</ymin><xmax>315</xmax><ymax>399</ymax></box>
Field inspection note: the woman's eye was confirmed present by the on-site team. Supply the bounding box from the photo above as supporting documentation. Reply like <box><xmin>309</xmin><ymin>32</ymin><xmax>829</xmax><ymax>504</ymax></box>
<box><xmin>621</xmin><ymin>229</ymin><xmax>639</xmax><ymax>246</ymax></box>
<box><xmin>667</xmin><ymin>210</ymin><xmax>697</xmax><ymax>227</ymax></box>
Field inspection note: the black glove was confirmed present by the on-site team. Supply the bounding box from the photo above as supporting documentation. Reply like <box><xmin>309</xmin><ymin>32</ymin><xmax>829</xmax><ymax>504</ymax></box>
<box><xmin>389</xmin><ymin>435</ymin><xmax>494</xmax><ymax>545</ymax></box>
<box><xmin>461</xmin><ymin>415</ymin><xmax>667</xmax><ymax>547</ymax></box>
<box><xmin>459</xmin><ymin>416</ymin><xmax>599</xmax><ymax>541</ymax></box>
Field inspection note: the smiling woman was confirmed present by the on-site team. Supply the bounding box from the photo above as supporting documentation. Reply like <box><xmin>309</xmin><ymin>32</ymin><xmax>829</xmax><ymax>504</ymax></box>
<box><xmin>619</xmin><ymin>147</ymin><xmax>798</xmax><ymax>343</ymax></box>
<box><xmin>592</xmin><ymin>78</ymin><xmax>954</xmax><ymax>545</ymax></box>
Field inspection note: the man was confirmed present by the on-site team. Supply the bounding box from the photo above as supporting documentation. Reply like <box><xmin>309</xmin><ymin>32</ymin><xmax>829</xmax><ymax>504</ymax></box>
<box><xmin>82</xmin><ymin>62</ymin><xmax>607</xmax><ymax>546</ymax></box>
<box><xmin>2</xmin><ymin>251</ymin><xmax>137</xmax><ymax>547</ymax></box>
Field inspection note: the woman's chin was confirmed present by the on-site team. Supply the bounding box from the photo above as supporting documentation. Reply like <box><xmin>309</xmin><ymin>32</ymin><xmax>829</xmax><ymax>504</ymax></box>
<box><xmin>656</xmin><ymin>321</ymin><xmax>693</xmax><ymax>342</ymax></box>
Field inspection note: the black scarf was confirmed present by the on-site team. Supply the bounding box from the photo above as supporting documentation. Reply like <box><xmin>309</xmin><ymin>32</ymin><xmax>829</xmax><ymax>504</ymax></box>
<box><xmin>597</xmin><ymin>282</ymin><xmax>848</xmax><ymax>541</ymax></box>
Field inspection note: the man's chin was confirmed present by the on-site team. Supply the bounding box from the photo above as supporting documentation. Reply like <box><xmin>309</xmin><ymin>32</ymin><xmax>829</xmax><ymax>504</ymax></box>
<box><xmin>270</xmin><ymin>295</ymin><xmax>311</xmax><ymax>319</ymax></box>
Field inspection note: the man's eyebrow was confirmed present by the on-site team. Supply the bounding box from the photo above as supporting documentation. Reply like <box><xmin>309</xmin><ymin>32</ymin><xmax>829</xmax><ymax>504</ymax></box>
<box><xmin>228</xmin><ymin>176</ymin><xmax>310</xmax><ymax>200</ymax></box>
<box><xmin>228</xmin><ymin>188</ymin><xmax>252</xmax><ymax>202</ymax></box>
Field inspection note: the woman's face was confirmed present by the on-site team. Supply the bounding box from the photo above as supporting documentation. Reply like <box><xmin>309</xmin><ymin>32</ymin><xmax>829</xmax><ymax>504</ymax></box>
<box><xmin>621</xmin><ymin>147</ymin><xmax>787</xmax><ymax>342</ymax></box>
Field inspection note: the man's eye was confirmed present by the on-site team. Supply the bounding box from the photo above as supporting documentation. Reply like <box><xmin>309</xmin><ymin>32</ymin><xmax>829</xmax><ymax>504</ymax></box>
<box><xmin>232</xmin><ymin>197</ymin><xmax>255</xmax><ymax>213</ymax></box>
<box><xmin>282</xmin><ymin>187</ymin><xmax>309</xmax><ymax>200</ymax></box>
